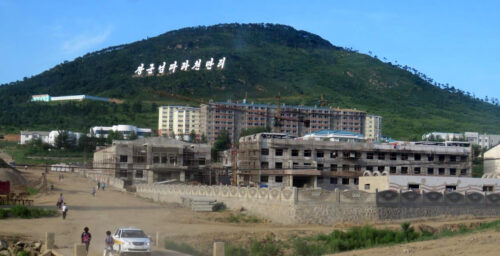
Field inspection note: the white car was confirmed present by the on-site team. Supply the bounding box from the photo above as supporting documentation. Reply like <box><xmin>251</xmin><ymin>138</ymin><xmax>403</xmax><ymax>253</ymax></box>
<box><xmin>112</xmin><ymin>228</ymin><xmax>152</xmax><ymax>255</ymax></box>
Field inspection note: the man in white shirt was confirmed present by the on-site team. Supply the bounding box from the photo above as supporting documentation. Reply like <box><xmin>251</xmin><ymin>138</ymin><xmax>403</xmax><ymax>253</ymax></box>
<box><xmin>61</xmin><ymin>203</ymin><xmax>68</xmax><ymax>220</ymax></box>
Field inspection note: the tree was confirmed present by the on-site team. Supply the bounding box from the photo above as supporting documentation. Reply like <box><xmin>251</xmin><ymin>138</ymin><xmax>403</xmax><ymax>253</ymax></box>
<box><xmin>189</xmin><ymin>130</ymin><xmax>197</xmax><ymax>142</ymax></box>
<box><xmin>201</xmin><ymin>133</ymin><xmax>207</xmax><ymax>143</ymax></box>
<box><xmin>55</xmin><ymin>130</ymin><xmax>75</xmax><ymax>150</ymax></box>
<box><xmin>129</xmin><ymin>131</ymin><xmax>138</xmax><ymax>140</ymax></box>
<box><xmin>212</xmin><ymin>130</ymin><xmax>231</xmax><ymax>161</ymax></box>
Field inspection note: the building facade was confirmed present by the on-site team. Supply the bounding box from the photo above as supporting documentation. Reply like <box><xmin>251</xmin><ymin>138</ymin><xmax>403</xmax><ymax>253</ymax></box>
<box><xmin>236</xmin><ymin>133</ymin><xmax>472</xmax><ymax>190</ymax></box>
<box><xmin>31</xmin><ymin>94</ymin><xmax>111</xmax><ymax>102</ymax></box>
<box><xmin>199</xmin><ymin>101</ymin><xmax>368</xmax><ymax>145</ymax></box>
<box><xmin>359</xmin><ymin>175</ymin><xmax>500</xmax><ymax>193</ymax></box>
<box><xmin>93</xmin><ymin>137</ymin><xmax>211</xmax><ymax>185</ymax></box>
<box><xmin>90</xmin><ymin>125</ymin><xmax>151</xmax><ymax>139</ymax></box>
<box><xmin>364</xmin><ymin>115</ymin><xmax>382</xmax><ymax>141</ymax></box>
<box><xmin>301</xmin><ymin>130</ymin><xmax>365</xmax><ymax>143</ymax></box>
<box><xmin>158</xmin><ymin>106</ymin><xmax>200</xmax><ymax>137</ymax></box>
<box><xmin>20</xmin><ymin>131</ymin><xmax>50</xmax><ymax>145</ymax></box>
<box><xmin>483</xmin><ymin>144</ymin><xmax>500</xmax><ymax>179</ymax></box>
<box><xmin>423</xmin><ymin>131</ymin><xmax>500</xmax><ymax>149</ymax></box>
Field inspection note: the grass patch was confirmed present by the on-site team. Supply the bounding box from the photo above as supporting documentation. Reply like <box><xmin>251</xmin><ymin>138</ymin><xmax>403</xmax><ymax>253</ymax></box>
<box><xmin>223</xmin><ymin>213</ymin><xmax>261</xmax><ymax>223</ymax></box>
<box><xmin>222</xmin><ymin>220</ymin><xmax>500</xmax><ymax>256</ymax></box>
<box><xmin>164</xmin><ymin>240</ymin><xmax>205</xmax><ymax>256</ymax></box>
<box><xmin>25</xmin><ymin>187</ymin><xmax>39</xmax><ymax>195</ymax></box>
<box><xmin>1</xmin><ymin>205</ymin><xmax>58</xmax><ymax>219</ymax></box>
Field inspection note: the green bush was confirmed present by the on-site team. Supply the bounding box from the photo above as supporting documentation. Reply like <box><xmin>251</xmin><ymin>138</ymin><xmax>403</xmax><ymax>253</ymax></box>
<box><xmin>25</xmin><ymin>187</ymin><xmax>39</xmax><ymax>195</ymax></box>
<box><xmin>225</xmin><ymin>244</ymin><xmax>249</xmax><ymax>256</ymax></box>
<box><xmin>249</xmin><ymin>238</ymin><xmax>283</xmax><ymax>256</ymax></box>
<box><xmin>0</xmin><ymin>208</ymin><xmax>8</xmax><ymax>219</ymax></box>
<box><xmin>8</xmin><ymin>205</ymin><xmax>57</xmax><ymax>219</ymax></box>
<box><xmin>16</xmin><ymin>250</ymin><xmax>28</xmax><ymax>256</ymax></box>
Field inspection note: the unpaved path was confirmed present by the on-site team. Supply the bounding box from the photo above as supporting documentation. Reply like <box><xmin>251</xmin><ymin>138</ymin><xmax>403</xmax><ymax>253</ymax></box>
<box><xmin>0</xmin><ymin>169</ymin><xmax>331</xmax><ymax>255</ymax></box>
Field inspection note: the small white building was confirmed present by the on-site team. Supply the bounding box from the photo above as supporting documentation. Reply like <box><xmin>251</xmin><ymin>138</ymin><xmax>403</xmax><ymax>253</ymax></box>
<box><xmin>359</xmin><ymin>175</ymin><xmax>500</xmax><ymax>193</ymax></box>
<box><xmin>20</xmin><ymin>131</ymin><xmax>50</xmax><ymax>144</ymax></box>
<box><xmin>48</xmin><ymin>130</ymin><xmax>84</xmax><ymax>146</ymax></box>
<box><xmin>483</xmin><ymin>144</ymin><xmax>500</xmax><ymax>179</ymax></box>
<box><xmin>90</xmin><ymin>125</ymin><xmax>152</xmax><ymax>139</ymax></box>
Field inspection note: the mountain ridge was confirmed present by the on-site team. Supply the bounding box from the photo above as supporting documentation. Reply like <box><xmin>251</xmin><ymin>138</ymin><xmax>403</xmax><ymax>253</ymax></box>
<box><xmin>0</xmin><ymin>23</ymin><xmax>499</xmax><ymax>139</ymax></box>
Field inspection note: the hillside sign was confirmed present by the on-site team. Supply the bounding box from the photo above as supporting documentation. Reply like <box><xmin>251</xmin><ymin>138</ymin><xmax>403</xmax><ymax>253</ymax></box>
<box><xmin>133</xmin><ymin>57</ymin><xmax>226</xmax><ymax>77</ymax></box>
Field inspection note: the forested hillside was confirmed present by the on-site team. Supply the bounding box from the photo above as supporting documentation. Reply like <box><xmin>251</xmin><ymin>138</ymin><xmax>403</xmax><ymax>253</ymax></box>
<box><xmin>1</xmin><ymin>23</ymin><xmax>499</xmax><ymax>139</ymax></box>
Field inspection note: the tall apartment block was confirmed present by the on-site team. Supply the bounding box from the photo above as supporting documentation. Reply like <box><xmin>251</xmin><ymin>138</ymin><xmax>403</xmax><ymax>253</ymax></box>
<box><xmin>199</xmin><ymin>101</ymin><xmax>369</xmax><ymax>145</ymax></box>
<box><xmin>364</xmin><ymin>115</ymin><xmax>383</xmax><ymax>141</ymax></box>
<box><xmin>158</xmin><ymin>106</ymin><xmax>200</xmax><ymax>137</ymax></box>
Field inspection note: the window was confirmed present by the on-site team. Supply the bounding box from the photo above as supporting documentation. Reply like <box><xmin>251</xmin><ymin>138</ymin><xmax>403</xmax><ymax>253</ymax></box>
<box><xmin>161</xmin><ymin>156</ymin><xmax>167</xmax><ymax>164</ymax></box>
<box><xmin>169</xmin><ymin>156</ymin><xmax>177</xmax><ymax>164</ymax></box>
<box><xmin>275</xmin><ymin>162</ymin><xmax>283</xmax><ymax>169</ymax></box>
<box><xmin>428</xmin><ymin>154</ymin><xmax>435</xmax><ymax>161</ymax></box>
<box><xmin>330</xmin><ymin>177</ymin><xmax>338</xmax><ymax>184</ymax></box>
<box><xmin>261</xmin><ymin>175</ymin><xmax>269</xmax><ymax>182</ymax></box>
<box><xmin>401</xmin><ymin>167</ymin><xmax>408</xmax><ymax>174</ymax></box>
<box><xmin>414</xmin><ymin>154</ymin><xmax>421</xmax><ymax>161</ymax></box>
<box><xmin>445</xmin><ymin>185</ymin><xmax>456</xmax><ymax>191</ymax></box>
<box><xmin>408</xmin><ymin>184</ymin><xmax>420</xmax><ymax>191</ymax></box>
<box><xmin>378</xmin><ymin>153</ymin><xmax>385</xmax><ymax>160</ymax></box>
<box><xmin>354</xmin><ymin>178</ymin><xmax>359</xmax><ymax>185</ymax></box>
<box><xmin>366</xmin><ymin>152</ymin><xmax>374</xmax><ymax>159</ymax></box>
<box><xmin>390</xmin><ymin>153</ymin><xmax>397</xmax><ymax>160</ymax></box>
<box><xmin>119</xmin><ymin>155</ymin><xmax>128</xmax><ymax>163</ymax></box>
<box><xmin>291</xmin><ymin>149</ymin><xmax>299</xmax><ymax>157</ymax></box>
<box><xmin>390</xmin><ymin>167</ymin><xmax>397</xmax><ymax>174</ymax></box>
<box><xmin>198</xmin><ymin>158</ymin><xmax>206</xmax><ymax>165</ymax></box>
<box><xmin>304</xmin><ymin>150</ymin><xmax>312</xmax><ymax>157</ymax></box>
<box><xmin>355</xmin><ymin>165</ymin><xmax>361</xmax><ymax>171</ymax></box>
<box><xmin>275</xmin><ymin>149</ymin><xmax>283</xmax><ymax>156</ymax></box>
<box><xmin>364</xmin><ymin>184</ymin><xmax>371</xmax><ymax>190</ymax></box>
<box><xmin>261</xmin><ymin>162</ymin><xmax>269</xmax><ymax>169</ymax></box>
<box><xmin>342</xmin><ymin>165</ymin><xmax>349</xmax><ymax>171</ymax></box>
<box><xmin>427</xmin><ymin>168</ymin><xmax>434</xmax><ymax>175</ymax></box>
<box><xmin>438</xmin><ymin>168</ymin><xmax>445</xmax><ymax>175</ymax></box>
<box><xmin>450</xmin><ymin>168</ymin><xmax>456</xmax><ymax>175</ymax></box>
<box><xmin>460</xmin><ymin>169</ymin><xmax>467</xmax><ymax>175</ymax></box>
<box><xmin>275</xmin><ymin>176</ymin><xmax>283</xmax><ymax>183</ymax></box>
<box><xmin>414</xmin><ymin>167</ymin><xmax>421</xmax><ymax>175</ymax></box>
<box><xmin>330</xmin><ymin>151</ymin><xmax>338</xmax><ymax>158</ymax></box>
<box><xmin>342</xmin><ymin>178</ymin><xmax>349</xmax><ymax>185</ymax></box>
<box><xmin>461</xmin><ymin>156</ymin><xmax>467</xmax><ymax>162</ymax></box>
<box><xmin>134</xmin><ymin>156</ymin><xmax>145</xmax><ymax>163</ymax></box>
<box><xmin>261</xmin><ymin>148</ymin><xmax>269</xmax><ymax>155</ymax></box>
<box><xmin>119</xmin><ymin>169</ymin><xmax>127</xmax><ymax>178</ymax></box>
<box><xmin>304</xmin><ymin>163</ymin><xmax>312</xmax><ymax>166</ymax></box>
<box><xmin>450</xmin><ymin>155</ymin><xmax>456</xmax><ymax>162</ymax></box>
<box><xmin>317</xmin><ymin>164</ymin><xmax>324</xmax><ymax>171</ymax></box>
<box><xmin>153</xmin><ymin>155</ymin><xmax>160</xmax><ymax>164</ymax></box>
<box><xmin>483</xmin><ymin>186</ymin><xmax>494</xmax><ymax>192</ymax></box>
<box><xmin>366</xmin><ymin>166</ymin><xmax>373</xmax><ymax>171</ymax></box>
<box><xmin>438</xmin><ymin>155</ymin><xmax>445</xmax><ymax>162</ymax></box>
<box><xmin>316</xmin><ymin>151</ymin><xmax>324</xmax><ymax>158</ymax></box>
<box><xmin>293</xmin><ymin>162</ymin><xmax>298</xmax><ymax>168</ymax></box>
<box><xmin>401</xmin><ymin>154</ymin><xmax>408</xmax><ymax>160</ymax></box>
<box><xmin>135</xmin><ymin>170</ymin><xmax>143</xmax><ymax>178</ymax></box>
<box><xmin>330</xmin><ymin>165</ymin><xmax>337</xmax><ymax>172</ymax></box>
<box><xmin>378</xmin><ymin>166</ymin><xmax>385</xmax><ymax>171</ymax></box>
<box><xmin>343</xmin><ymin>151</ymin><xmax>350</xmax><ymax>158</ymax></box>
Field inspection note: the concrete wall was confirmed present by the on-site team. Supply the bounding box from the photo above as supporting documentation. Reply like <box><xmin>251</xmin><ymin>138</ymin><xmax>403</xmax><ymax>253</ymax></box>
<box><xmin>134</xmin><ymin>183</ymin><xmax>500</xmax><ymax>225</ymax></box>
<box><xmin>84</xmin><ymin>172</ymin><xmax>125</xmax><ymax>191</ymax></box>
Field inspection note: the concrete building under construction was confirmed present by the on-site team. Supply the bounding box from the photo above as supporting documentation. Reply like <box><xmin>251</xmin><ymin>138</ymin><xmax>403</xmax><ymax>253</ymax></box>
<box><xmin>236</xmin><ymin>133</ymin><xmax>472</xmax><ymax>190</ymax></box>
<box><xmin>93</xmin><ymin>137</ymin><xmax>211</xmax><ymax>186</ymax></box>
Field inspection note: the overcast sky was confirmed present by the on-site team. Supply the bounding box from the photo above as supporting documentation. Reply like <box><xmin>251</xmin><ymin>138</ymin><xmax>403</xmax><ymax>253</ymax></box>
<box><xmin>1</xmin><ymin>0</ymin><xmax>499</xmax><ymax>99</ymax></box>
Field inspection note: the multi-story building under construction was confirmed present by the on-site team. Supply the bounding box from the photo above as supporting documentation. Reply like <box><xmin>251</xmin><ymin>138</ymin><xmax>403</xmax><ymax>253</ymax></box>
<box><xmin>236</xmin><ymin>133</ymin><xmax>472</xmax><ymax>190</ymax></box>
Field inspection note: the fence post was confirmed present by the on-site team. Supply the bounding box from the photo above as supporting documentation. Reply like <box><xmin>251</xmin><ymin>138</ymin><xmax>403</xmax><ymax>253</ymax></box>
<box><xmin>213</xmin><ymin>242</ymin><xmax>225</xmax><ymax>256</ymax></box>
<box><xmin>156</xmin><ymin>232</ymin><xmax>159</xmax><ymax>248</ymax></box>
<box><xmin>74</xmin><ymin>244</ymin><xmax>86</xmax><ymax>256</ymax></box>
<box><xmin>45</xmin><ymin>232</ymin><xmax>55</xmax><ymax>250</ymax></box>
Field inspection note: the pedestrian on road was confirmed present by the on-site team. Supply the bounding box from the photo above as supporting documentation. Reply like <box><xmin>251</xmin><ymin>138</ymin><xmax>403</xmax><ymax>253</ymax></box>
<box><xmin>57</xmin><ymin>193</ymin><xmax>64</xmax><ymax>209</ymax></box>
<box><xmin>81</xmin><ymin>227</ymin><xmax>92</xmax><ymax>253</ymax></box>
<box><xmin>92</xmin><ymin>186</ymin><xmax>96</xmax><ymax>197</ymax></box>
<box><xmin>97</xmin><ymin>181</ymin><xmax>101</xmax><ymax>190</ymax></box>
<box><xmin>24</xmin><ymin>165</ymin><xmax>27</xmax><ymax>170</ymax></box>
<box><xmin>103</xmin><ymin>230</ymin><xmax>115</xmax><ymax>256</ymax></box>
<box><xmin>61</xmin><ymin>203</ymin><xmax>68</xmax><ymax>220</ymax></box>
<box><xmin>102</xmin><ymin>182</ymin><xmax>106</xmax><ymax>191</ymax></box>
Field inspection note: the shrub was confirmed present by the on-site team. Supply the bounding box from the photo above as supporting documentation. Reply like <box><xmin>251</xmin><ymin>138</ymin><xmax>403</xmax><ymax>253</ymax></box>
<box><xmin>8</xmin><ymin>205</ymin><xmax>57</xmax><ymax>219</ymax></box>
<box><xmin>0</xmin><ymin>208</ymin><xmax>8</xmax><ymax>219</ymax></box>
<box><xmin>225</xmin><ymin>244</ymin><xmax>249</xmax><ymax>256</ymax></box>
<box><xmin>249</xmin><ymin>237</ymin><xmax>283</xmax><ymax>256</ymax></box>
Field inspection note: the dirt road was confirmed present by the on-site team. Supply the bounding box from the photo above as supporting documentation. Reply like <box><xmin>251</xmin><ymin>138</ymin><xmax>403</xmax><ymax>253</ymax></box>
<box><xmin>0</xmin><ymin>169</ymin><xmax>331</xmax><ymax>255</ymax></box>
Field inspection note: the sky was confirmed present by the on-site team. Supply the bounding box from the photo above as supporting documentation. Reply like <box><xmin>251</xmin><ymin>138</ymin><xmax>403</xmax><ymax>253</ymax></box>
<box><xmin>0</xmin><ymin>0</ymin><xmax>499</xmax><ymax>99</ymax></box>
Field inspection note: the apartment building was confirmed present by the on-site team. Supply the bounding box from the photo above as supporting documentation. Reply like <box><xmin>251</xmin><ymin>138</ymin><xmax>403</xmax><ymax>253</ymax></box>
<box><xmin>236</xmin><ymin>133</ymin><xmax>472</xmax><ymax>190</ymax></box>
<box><xmin>158</xmin><ymin>106</ymin><xmax>200</xmax><ymax>137</ymax></box>
<box><xmin>93</xmin><ymin>137</ymin><xmax>211</xmax><ymax>185</ymax></box>
<box><xmin>90</xmin><ymin>125</ymin><xmax>151</xmax><ymax>139</ymax></box>
<box><xmin>423</xmin><ymin>131</ymin><xmax>500</xmax><ymax>149</ymax></box>
<box><xmin>199</xmin><ymin>101</ymin><xmax>369</xmax><ymax>145</ymax></box>
<box><xmin>364</xmin><ymin>115</ymin><xmax>382</xmax><ymax>141</ymax></box>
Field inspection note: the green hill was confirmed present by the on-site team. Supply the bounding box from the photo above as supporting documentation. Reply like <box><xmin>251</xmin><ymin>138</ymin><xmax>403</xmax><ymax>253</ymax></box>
<box><xmin>1</xmin><ymin>23</ymin><xmax>499</xmax><ymax>139</ymax></box>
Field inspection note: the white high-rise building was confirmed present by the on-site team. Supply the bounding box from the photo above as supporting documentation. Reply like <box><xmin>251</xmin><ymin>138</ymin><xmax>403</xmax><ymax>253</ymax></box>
<box><xmin>158</xmin><ymin>106</ymin><xmax>200</xmax><ymax>137</ymax></box>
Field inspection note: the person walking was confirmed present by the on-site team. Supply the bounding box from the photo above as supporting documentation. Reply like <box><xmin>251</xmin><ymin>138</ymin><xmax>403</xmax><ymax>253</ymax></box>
<box><xmin>56</xmin><ymin>193</ymin><xmax>64</xmax><ymax>209</ymax></box>
<box><xmin>81</xmin><ymin>227</ymin><xmax>92</xmax><ymax>253</ymax></box>
<box><xmin>102</xmin><ymin>182</ymin><xmax>106</xmax><ymax>191</ymax></box>
<box><xmin>61</xmin><ymin>203</ymin><xmax>68</xmax><ymax>220</ymax></box>
<box><xmin>103</xmin><ymin>230</ymin><xmax>115</xmax><ymax>256</ymax></box>
<box><xmin>97</xmin><ymin>181</ymin><xmax>101</xmax><ymax>190</ymax></box>
<box><xmin>92</xmin><ymin>186</ymin><xmax>96</xmax><ymax>197</ymax></box>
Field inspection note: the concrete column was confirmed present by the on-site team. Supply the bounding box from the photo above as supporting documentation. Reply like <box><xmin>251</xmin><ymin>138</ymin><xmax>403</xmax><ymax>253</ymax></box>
<box><xmin>213</xmin><ymin>242</ymin><xmax>225</xmax><ymax>256</ymax></box>
<box><xmin>156</xmin><ymin>232</ymin><xmax>160</xmax><ymax>248</ymax></box>
<box><xmin>45</xmin><ymin>232</ymin><xmax>55</xmax><ymax>250</ymax></box>
<box><xmin>180</xmin><ymin>171</ymin><xmax>186</xmax><ymax>182</ymax></box>
<box><xmin>74</xmin><ymin>244</ymin><xmax>86</xmax><ymax>256</ymax></box>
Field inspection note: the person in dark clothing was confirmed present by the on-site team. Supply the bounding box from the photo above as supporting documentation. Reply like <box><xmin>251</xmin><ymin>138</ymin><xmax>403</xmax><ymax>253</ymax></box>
<box><xmin>81</xmin><ymin>227</ymin><xmax>92</xmax><ymax>253</ymax></box>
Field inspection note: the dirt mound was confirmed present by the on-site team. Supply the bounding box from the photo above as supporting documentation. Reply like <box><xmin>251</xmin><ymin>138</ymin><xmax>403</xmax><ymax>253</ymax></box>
<box><xmin>0</xmin><ymin>168</ymin><xmax>27</xmax><ymax>186</ymax></box>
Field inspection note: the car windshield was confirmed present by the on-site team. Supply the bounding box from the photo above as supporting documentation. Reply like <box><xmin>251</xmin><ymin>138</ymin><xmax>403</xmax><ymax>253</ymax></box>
<box><xmin>121</xmin><ymin>230</ymin><xmax>147</xmax><ymax>238</ymax></box>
